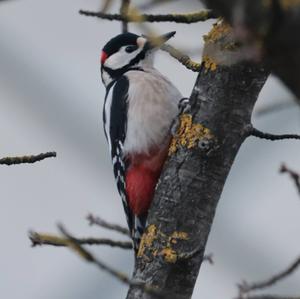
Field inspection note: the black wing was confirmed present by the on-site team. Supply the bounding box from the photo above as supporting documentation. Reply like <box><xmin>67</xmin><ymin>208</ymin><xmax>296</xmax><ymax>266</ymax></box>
<box><xmin>103</xmin><ymin>76</ymin><xmax>134</xmax><ymax>240</ymax></box>
<box><xmin>103</xmin><ymin>76</ymin><xmax>148</xmax><ymax>251</ymax></box>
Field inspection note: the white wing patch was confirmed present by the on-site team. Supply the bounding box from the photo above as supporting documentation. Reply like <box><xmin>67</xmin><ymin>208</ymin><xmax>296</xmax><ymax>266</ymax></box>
<box><xmin>103</xmin><ymin>82</ymin><xmax>116</xmax><ymax>153</ymax></box>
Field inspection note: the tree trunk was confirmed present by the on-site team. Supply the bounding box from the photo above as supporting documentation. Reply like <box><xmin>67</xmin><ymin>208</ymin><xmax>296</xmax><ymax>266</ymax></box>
<box><xmin>201</xmin><ymin>0</ymin><xmax>300</xmax><ymax>99</ymax></box>
<box><xmin>126</xmin><ymin>22</ymin><xmax>269</xmax><ymax>299</ymax></box>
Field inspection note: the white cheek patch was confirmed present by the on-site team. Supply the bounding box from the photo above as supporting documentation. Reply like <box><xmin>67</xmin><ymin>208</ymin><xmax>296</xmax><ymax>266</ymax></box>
<box><xmin>104</xmin><ymin>46</ymin><xmax>143</xmax><ymax>70</ymax></box>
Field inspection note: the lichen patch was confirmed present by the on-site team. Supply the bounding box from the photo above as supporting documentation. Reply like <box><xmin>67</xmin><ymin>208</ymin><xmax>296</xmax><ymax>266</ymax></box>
<box><xmin>137</xmin><ymin>224</ymin><xmax>157</xmax><ymax>257</ymax></box>
<box><xmin>203</xmin><ymin>55</ymin><xmax>217</xmax><ymax>71</ymax></box>
<box><xmin>137</xmin><ymin>226</ymin><xmax>189</xmax><ymax>264</ymax></box>
<box><xmin>203</xmin><ymin>19</ymin><xmax>231</xmax><ymax>44</ymax></box>
<box><xmin>171</xmin><ymin>231</ymin><xmax>189</xmax><ymax>240</ymax></box>
<box><xmin>160</xmin><ymin>248</ymin><xmax>177</xmax><ymax>263</ymax></box>
<box><xmin>169</xmin><ymin>114</ymin><xmax>213</xmax><ymax>155</ymax></box>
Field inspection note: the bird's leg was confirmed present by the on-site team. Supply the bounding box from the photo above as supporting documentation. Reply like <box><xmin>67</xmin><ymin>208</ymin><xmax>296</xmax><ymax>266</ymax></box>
<box><xmin>171</xmin><ymin>97</ymin><xmax>191</xmax><ymax>137</ymax></box>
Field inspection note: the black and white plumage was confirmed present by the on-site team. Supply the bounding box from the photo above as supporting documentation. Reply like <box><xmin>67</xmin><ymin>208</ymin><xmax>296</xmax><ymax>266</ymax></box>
<box><xmin>101</xmin><ymin>32</ymin><xmax>182</xmax><ymax>251</ymax></box>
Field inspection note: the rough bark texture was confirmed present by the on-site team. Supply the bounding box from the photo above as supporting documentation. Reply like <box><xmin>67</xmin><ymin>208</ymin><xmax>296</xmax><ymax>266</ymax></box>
<box><xmin>126</xmin><ymin>23</ymin><xmax>269</xmax><ymax>299</ymax></box>
<box><xmin>201</xmin><ymin>0</ymin><xmax>300</xmax><ymax>99</ymax></box>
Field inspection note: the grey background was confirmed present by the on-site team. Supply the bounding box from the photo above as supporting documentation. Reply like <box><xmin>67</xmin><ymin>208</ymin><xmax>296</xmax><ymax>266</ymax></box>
<box><xmin>0</xmin><ymin>0</ymin><xmax>299</xmax><ymax>298</ymax></box>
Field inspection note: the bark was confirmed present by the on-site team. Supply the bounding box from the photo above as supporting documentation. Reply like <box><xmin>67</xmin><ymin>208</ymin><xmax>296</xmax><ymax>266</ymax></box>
<box><xmin>200</xmin><ymin>0</ymin><xmax>300</xmax><ymax>99</ymax></box>
<box><xmin>126</xmin><ymin>23</ymin><xmax>269</xmax><ymax>299</ymax></box>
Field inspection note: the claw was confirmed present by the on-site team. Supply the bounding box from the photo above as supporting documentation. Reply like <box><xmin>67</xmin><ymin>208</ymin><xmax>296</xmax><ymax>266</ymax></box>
<box><xmin>178</xmin><ymin>97</ymin><xmax>191</xmax><ymax>114</ymax></box>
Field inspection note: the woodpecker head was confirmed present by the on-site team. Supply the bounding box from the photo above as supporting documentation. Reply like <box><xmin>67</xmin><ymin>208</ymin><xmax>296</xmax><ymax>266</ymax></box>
<box><xmin>100</xmin><ymin>31</ymin><xmax>176</xmax><ymax>87</ymax></box>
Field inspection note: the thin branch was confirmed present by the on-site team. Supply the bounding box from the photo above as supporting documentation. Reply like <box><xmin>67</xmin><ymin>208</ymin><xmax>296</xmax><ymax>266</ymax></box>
<box><xmin>120</xmin><ymin>0</ymin><xmax>130</xmax><ymax>33</ymax></box>
<box><xmin>0</xmin><ymin>151</ymin><xmax>56</xmax><ymax>165</ymax></box>
<box><xmin>202</xmin><ymin>253</ymin><xmax>214</xmax><ymax>265</ymax></box>
<box><xmin>29</xmin><ymin>231</ymin><xmax>132</xmax><ymax>249</ymax></box>
<box><xmin>250</xmin><ymin>128</ymin><xmax>300</xmax><ymax>141</ymax></box>
<box><xmin>161</xmin><ymin>44</ymin><xmax>201</xmax><ymax>72</ymax></box>
<box><xmin>57</xmin><ymin>224</ymin><xmax>176</xmax><ymax>299</ymax></box>
<box><xmin>280</xmin><ymin>164</ymin><xmax>300</xmax><ymax>195</ymax></box>
<box><xmin>29</xmin><ymin>228</ymin><xmax>214</xmax><ymax>263</ymax></box>
<box><xmin>86</xmin><ymin>214</ymin><xmax>130</xmax><ymax>236</ymax></box>
<box><xmin>238</xmin><ymin>256</ymin><xmax>300</xmax><ymax>294</ymax></box>
<box><xmin>79</xmin><ymin>10</ymin><xmax>217</xmax><ymax>23</ymax></box>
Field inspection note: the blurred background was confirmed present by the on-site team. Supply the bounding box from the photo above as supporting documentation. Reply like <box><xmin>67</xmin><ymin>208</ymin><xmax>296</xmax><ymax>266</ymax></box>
<box><xmin>0</xmin><ymin>0</ymin><xmax>299</xmax><ymax>298</ymax></box>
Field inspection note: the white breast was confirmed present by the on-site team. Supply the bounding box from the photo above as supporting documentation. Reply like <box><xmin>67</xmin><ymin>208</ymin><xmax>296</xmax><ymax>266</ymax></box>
<box><xmin>123</xmin><ymin>68</ymin><xmax>182</xmax><ymax>155</ymax></box>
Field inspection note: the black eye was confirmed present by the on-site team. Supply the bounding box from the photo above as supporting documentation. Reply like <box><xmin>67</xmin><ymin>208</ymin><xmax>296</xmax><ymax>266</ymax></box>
<box><xmin>125</xmin><ymin>45</ymin><xmax>138</xmax><ymax>53</ymax></box>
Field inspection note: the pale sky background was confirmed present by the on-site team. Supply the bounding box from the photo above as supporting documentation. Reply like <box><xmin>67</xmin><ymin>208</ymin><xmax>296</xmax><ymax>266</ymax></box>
<box><xmin>0</xmin><ymin>1</ymin><xmax>300</xmax><ymax>299</ymax></box>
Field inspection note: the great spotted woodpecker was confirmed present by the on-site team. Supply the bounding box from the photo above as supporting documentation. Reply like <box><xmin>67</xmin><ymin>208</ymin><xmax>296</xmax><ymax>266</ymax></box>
<box><xmin>100</xmin><ymin>31</ymin><xmax>182</xmax><ymax>251</ymax></box>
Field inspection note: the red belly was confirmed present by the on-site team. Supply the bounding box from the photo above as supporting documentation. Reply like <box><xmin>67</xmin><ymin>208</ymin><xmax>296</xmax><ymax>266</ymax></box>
<box><xmin>125</xmin><ymin>146</ymin><xmax>168</xmax><ymax>216</ymax></box>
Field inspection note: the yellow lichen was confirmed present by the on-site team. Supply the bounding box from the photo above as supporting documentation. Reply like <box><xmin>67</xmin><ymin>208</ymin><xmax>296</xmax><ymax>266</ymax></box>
<box><xmin>171</xmin><ymin>231</ymin><xmax>189</xmax><ymax>240</ymax></box>
<box><xmin>160</xmin><ymin>248</ymin><xmax>177</xmax><ymax>263</ymax></box>
<box><xmin>137</xmin><ymin>224</ymin><xmax>157</xmax><ymax>257</ymax></box>
<box><xmin>203</xmin><ymin>20</ymin><xmax>231</xmax><ymax>44</ymax></box>
<box><xmin>169</xmin><ymin>114</ymin><xmax>213</xmax><ymax>155</ymax></box>
<box><xmin>137</xmin><ymin>226</ymin><xmax>189</xmax><ymax>264</ymax></box>
<box><xmin>202</xmin><ymin>19</ymin><xmax>240</xmax><ymax>69</ymax></box>
<box><xmin>202</xmin><ymin>55</ymin><xmax>217</xmax><ymax>71</ymax></box>
<box><xmin>171</xmin><ymin>11</ymin><xmax>211</xmax><ymax>22</ymax></box>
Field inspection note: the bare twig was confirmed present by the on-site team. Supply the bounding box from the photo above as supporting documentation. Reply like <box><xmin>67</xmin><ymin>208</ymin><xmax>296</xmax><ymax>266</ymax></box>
<box><xmin>0</xmin><ymin>152</ymin><xmax>56</xmax><ymax>165</ymax></box>
<box><xmin>29</xmin><ymin>231</ymin><xmax>132</xmax><ymax>249</ymax></box>
<box><xmin>120</xmin><ymin>0</ymin><xmax>130</xmax><ymax>33</ymax></box>
<box><xmin>87</xmin><ymin>214</ymin><xmax>130</xmax><ymax>236</ymax></box>
<box><xmin>280</xmin><ymin>164</ymin><xmax>300</xmax><ymax>195</ymax></box>
<box><xmin>250</xmin><ymin>128</ymin><xmax>300</xmax><ymax>141</ymax></box>
<box><xmin>161</xmin><ymin>44</ymin><xmax>201</xmax><ymax>72</ymax></box>
<box><xmin>57</xmin><ymin>224</ymin><xmax>177</xmax><ymax>299</ymax></box>
<box><xmin>238</xmin><ymin>256</ymin><xmax>300</xmax><ymax>295</ymax></box>
<box><xmin>79</xmin><ymin>10</ymin><xmax>217</xmax><ymax>23</ymax></box>
<box><xmin>203</xmin><ymin>253</ymin><xmax>214</xmax><ymax>265</ymax></box>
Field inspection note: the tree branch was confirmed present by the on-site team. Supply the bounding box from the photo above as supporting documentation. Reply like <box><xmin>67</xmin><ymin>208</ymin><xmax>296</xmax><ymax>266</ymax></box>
<box><xmin>250</xmin><ymin>128</ymin><xmax>300</xmax><ymax>141</ymax></box>
<box><xmin>120</xmin><ymin>0</ymin><xmax>130</xmax><ymax>33</ymax></box>
<box><xmin>280</xmin><ymin>164</ymin><xmax>300</xmax><ymax>196</ymax></box>
<box><xmin>29</xmin><ymin>231</ymin><xmax>132</xmax><ymax>249</ymax></box>
<box><xmin>86</xmin><ymin>214</ymin><xmax>130</xmax><ymax>236</ymax></box>
<box><xmin>161</xmin><ymin>44</ymin><xmax>201</xmax><ymax>72</ymax></box>
<box><xmin>0</xmin><ymin>152</ymin><xmax>56</xmax><ymax>165</ymax></box>
<box><xmin>238</xmin><ymin>256</ymin><xmax>300</xmax><ymax>295</ymax></box>
<box><xmin>57</xmin><ymin>224</ymin><xmax>175</xmax><ymax>299</ymax></box>
<box><xmin>79</xmin><ymin>10</ymin><xmax>217</xmax><ymax>23</ymax></box>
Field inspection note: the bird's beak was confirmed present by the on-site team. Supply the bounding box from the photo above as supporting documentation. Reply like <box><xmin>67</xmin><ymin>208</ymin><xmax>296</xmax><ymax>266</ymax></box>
<box><xmin>142</xmin><ymin>31</ymin><xmax>176</xmax><ymax>51</ymax></box>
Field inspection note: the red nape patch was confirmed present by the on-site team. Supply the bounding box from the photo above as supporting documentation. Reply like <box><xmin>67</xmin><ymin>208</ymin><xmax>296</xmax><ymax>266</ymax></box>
<box><xmin>101</xmin><ymin>51</ymin><xmax>108</xmax><ymax>64</ymax></box>
<box><xmin>126</xmin><ymin>166</ymin><xmax>160</xmax><ymax>216</ymax></box>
